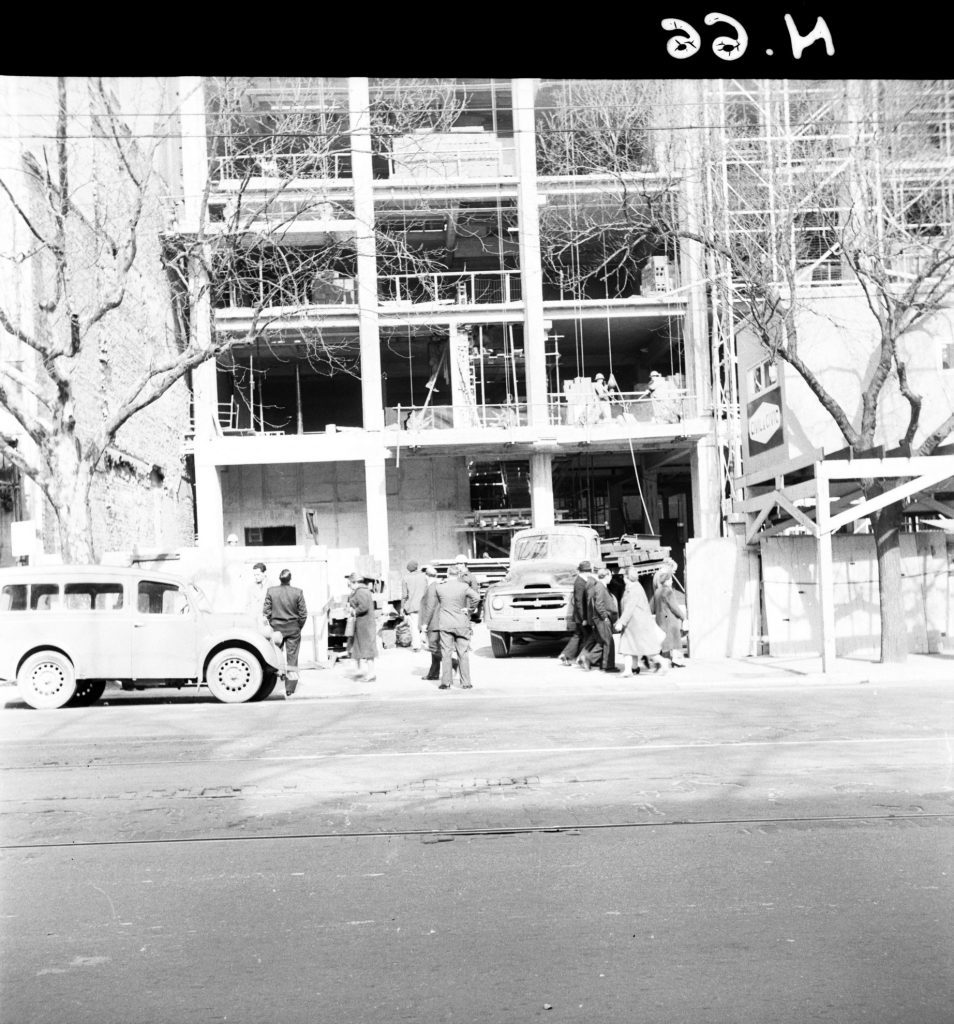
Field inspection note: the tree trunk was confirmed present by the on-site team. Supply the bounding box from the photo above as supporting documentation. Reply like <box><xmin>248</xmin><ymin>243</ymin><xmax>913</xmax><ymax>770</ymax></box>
<box><xmin>47</xmin><ymin>437</ymin><xmax>96</xmax><ymax>564</ymax></box>
<box><xmin>871</xmin><ymin>495</ymin><xmax>907</xmax><ymax>664</ymax></box>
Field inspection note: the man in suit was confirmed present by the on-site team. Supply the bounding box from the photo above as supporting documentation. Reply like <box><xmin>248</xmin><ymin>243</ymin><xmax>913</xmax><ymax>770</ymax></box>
<box><xmin>559</xmin><ymin>560</ymin><xmax>593</xmax><ymax>665</ymax></box>
<box><xmin>582</xmin><ymin>567</ymin><xmax>619</xmax><ymax>673</ymax></box>
<box><xmin>245</xmin><ymin>562</ymin><xmax>270</xmax><ymax>631</ymax></box>
<box><xmin>418</xmin><ymin>564</ymin><xmax>442</xmax><ymax>680</ymax></box>
<box><xmin>401</xmin><ymin>560</ymin><xmax>428</xmax><ymax>651</ymax></box>
<box><xmin>263</xmin><ymin>569</ymin><xmax>308</xmax><ymax>696</ymax></box>
<box><xmin>435</xmin><ymin>563</ymin><xmax>480</xmax><ymax>690</ymax></box>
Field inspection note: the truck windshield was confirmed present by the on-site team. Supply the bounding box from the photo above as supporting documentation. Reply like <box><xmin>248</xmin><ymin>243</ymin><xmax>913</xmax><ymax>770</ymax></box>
<box><xmin>512</xmin><ymin>534</ymin><xmax>588</xmax><ymax>563</ymax></box>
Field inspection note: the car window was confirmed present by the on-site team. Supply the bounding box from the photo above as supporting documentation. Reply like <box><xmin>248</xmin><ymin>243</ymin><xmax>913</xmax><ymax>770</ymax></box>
<box><xmin>137</xmin><ymin>580</ymin><xmax>187</xmax><ymax>615</ymax></box>
<box><xmin>30</xmin><ymin>584</ymin><xmax>60</xmax><ymax>611</ymax></box>
<box><xmin>0</xmin><ymin>584</ymin><xmax>27</xmax><ymax>611</ymax></box>
<box><xmin>64</xmin><ymin>582</ymin><xmax>124</xmax><ymax>611</ymax></box>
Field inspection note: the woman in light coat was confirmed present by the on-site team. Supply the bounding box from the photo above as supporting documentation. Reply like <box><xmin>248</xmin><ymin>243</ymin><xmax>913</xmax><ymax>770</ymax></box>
<box><xmin>615</xmin><ymin>567</ymin><xmax>667</xmax><ymax>676</ymax></box>
<box><xmin>652</xmin><ymin>567</ymin><xmax>687</xmax><ymax>667</ymax></box>
<box><xmin>346</xmin><ymin>573</ymin><xmax>379</xmax><ymax>680</ymax></box>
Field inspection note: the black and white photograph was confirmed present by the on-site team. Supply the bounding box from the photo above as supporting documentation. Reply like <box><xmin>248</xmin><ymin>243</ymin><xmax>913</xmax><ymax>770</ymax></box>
<box><xmin>1</xmin><ymin>37</ymin><xmax>953</xmax><ymax>1023</ymax></box>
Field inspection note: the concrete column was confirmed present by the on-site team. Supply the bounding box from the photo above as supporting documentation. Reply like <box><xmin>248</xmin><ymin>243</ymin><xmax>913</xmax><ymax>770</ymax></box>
<box><xmin>348</xmin><ymin>77</ymin><xmax>383</xmax><ymax>431</ymax></box>
<box><xmin>512</xmin><ymin>79</ymin><xmax>548</xmax><ymax>427</ymax></box>
<box><xmin>676</xmin><ymin>81</ymin><xmax>713</xmax><ymax>415</ymax></box>
<box><xmin>690</xmin><ymin>437</ymin><xmax>723</xmax><ymax>539</ymax></box>
<box><xmin>194</xmin><ymin>462</ymin><xmax>225</xmax><ymax>551</ymax></box>
<box><xmin>364</xmin><ymin>452</ymin><xmax>390</xmax><ymax>585</ymax></box>
<box><xmin>530</xmin><ymin>452</ymin><xmax>555</xmax><ymax>529</ymax></box>
<box><xmin>177</xmin><ymin>77</ymin><xmax>208</xmax><ymax>232</ymax></box>
<box><xmin>815</xmin><ymin>464</ymin><xmax>836</xmax><ymax>672</ymax></box>
<box><xmin>449</xmin><ymin>324</ymin><xmax>477</xmax><ymax>427</ymax></box>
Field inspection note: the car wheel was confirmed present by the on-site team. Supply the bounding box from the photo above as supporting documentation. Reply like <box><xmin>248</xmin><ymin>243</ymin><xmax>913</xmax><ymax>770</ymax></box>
<box><xmin>490</xmin><ymin>631</ymin><xmax>512</xmax><ymax>659</ymax></box>
<box><xmin>17</xmin><ymin>651</ymin><xmax>77</xmax><ymax>709</ymax></box>
<box><xmin>70</xmin><ymin>679</ymin><xmax>108</xmax><ymax>706</ymax></box>
<box><xmin>206</xmin><ymin>648</ymin><xmax>263</xmax><ymax>704</ymax></box>
<box><xmin>251</xmin><ymin>669</ymin><xmax>279</xmax><ymax>701</ymax></box>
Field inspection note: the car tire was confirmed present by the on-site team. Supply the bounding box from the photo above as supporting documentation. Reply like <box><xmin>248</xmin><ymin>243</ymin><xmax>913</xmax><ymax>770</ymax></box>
<box><xmin>70</xmin><ymin>679</ymin><xmax>108</xmax><ymax>706</ymax></box>
<box><xmin>17</xmin><ymin>650</ymin><xmax>78</xmax><ymax>709</ymax></box>
<box><xmin>490</xmin><ymin>631</ymin><xmax>512</xmax><ymax>659</ymax></box>
<box><xmin>251</xmin><ymin>669</ymin><xmax>280</xmax><ymax>701</ymax></box>
<box><xmin>206</xmin><ymin>648</ymin><xmax>263</xmax><ymax>704</ymax></box>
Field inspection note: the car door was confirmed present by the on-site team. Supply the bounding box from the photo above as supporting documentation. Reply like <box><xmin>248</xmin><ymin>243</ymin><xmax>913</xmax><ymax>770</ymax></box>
<box><xmin>131</xmin><ymin>579</ymin><xmax>199</xmax><ymax>680</ymax></box>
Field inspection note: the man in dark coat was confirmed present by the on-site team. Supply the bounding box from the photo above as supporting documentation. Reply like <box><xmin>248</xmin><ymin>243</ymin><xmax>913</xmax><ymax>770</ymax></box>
<box><xmin>582</xmin><ymin>568</ymin><xmax>619</xmax><ymax>672</ymax></box>
<box><xmin>264</xmin><ymin>569</ymin><xmax>308</xmax><ymax>696</ymax></box>
<box><xmin>435</xmin><ymin>564</ymin><xmax>480</xmax><ymax>689</ymax></box>
<box><xmin>559</xmin><ymin>560</ymin><xmax>593</xmax><ymax>665</ymax></box>
<box><xmin>418</xmin><ymin>565</ymin><xmax>442</xmax><ymax>680</ymax></box>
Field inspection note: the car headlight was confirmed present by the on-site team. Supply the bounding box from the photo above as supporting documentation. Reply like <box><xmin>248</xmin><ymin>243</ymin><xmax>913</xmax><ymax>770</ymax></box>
<box><xmin>490</xmin><ymin>596</ymin><xmax>506</xmax><ymax>611</ymax></box>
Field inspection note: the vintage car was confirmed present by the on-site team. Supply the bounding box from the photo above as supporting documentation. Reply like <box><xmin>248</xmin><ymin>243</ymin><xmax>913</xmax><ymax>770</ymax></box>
<box><xmin>0</xmin><ymin>565</ymin><xmax>283</xmax><ymax>709</ymax></box>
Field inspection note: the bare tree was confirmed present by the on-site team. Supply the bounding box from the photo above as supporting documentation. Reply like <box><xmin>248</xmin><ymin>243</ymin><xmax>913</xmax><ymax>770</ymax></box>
<box><xmin>0</xmin><ymin>76</ymin><xmax>461</xmax><ymax>563</ymax></box>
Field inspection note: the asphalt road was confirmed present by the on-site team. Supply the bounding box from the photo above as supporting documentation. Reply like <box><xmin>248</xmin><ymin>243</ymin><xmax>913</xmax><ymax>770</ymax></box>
<box><xmin>2</xmin><ymin>675</ymin><xmax>953</xmax><ymax>1023</ymax></box>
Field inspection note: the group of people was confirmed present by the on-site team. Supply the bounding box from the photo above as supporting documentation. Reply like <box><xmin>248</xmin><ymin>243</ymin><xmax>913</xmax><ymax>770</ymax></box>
<box><xmin>558</xmin><ymin>560</ymin><xmax>687</xmax><ymax>676</ymax></box>
<box><xmin>400</xmin><ymin>556</ymin><xmax>479</xmax><ymax>690</ymax></box>
<box><xmin>246</xmin><ymin>554</ymin><xmax>687</xmax><ymax>698</ymax></box>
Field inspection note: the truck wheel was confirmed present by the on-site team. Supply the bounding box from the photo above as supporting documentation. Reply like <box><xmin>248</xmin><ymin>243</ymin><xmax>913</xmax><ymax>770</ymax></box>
<box><xmin>206</xmin><ymin>648</ymin><xmax>263</xmax><ymax>704</ymax></box>
<box><xmin>490</xmin><ymin>632</ymin><xmax>512</xmax><ymax>658</ymax></box>
<box><xmin>17</xmin><ymin>651</ymin><xmax>77</xmax><ymax>709</ymax></box>
<box><xmin>70</xmin><ymin>679</ymin><xmax>108</xmax><ymax>706</ymax></box>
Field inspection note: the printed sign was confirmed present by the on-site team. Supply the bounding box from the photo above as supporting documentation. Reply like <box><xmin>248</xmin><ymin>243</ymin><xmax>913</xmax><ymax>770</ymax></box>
<box><xmin>746</xmin><ymin>389</ymin><xmax>784</xmax><ymax>456</ymax></box>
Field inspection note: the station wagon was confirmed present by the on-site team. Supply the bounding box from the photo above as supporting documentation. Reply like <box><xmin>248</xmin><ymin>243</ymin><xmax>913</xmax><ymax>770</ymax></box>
<box><xmin>0</xmin><ymin>565</ymin><xmax>282</xmax><ymax>709</ymax></box>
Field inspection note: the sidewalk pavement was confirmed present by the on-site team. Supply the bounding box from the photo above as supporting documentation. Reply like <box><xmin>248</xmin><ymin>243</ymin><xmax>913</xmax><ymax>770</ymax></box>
<box><xmin>284</xmin><ymin>625</ymin><xmax>954</xmax><ymax>701</ymax></box>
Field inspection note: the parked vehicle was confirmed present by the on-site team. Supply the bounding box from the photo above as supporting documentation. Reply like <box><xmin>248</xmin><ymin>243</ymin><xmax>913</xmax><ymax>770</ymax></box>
<box><xmin>0</xmin><ymin>565</ymin><xmax>282</xmax><ymax>708</ymax></box>
<box><xmin>482</xmin><ymin>526</ymin><xmax>671</xmax><ymax>658</ymax></box>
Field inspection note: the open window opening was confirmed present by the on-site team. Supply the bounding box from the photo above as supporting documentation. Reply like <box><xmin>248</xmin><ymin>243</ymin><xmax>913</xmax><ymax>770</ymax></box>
<box><xmin>211</xmin><ymin>243</ymin><xmax>357</xmax><ymax>310</ymax></box>
<box><xmin>544</xmin><ymin>316</ymin><xmax>688</xmax><ymax>425</ymax></box>
<box><xmin>216</xmin><ymin>334</ymin><xmax>362</xmax><ymax>434</ymax></box>
<box><xmin>376</xmin><ymin>199</ymin><xmax>520</xmax><ymax>306</ymax></box>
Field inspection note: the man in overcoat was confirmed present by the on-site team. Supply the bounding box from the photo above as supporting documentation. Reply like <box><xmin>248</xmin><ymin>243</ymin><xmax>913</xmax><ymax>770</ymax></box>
<box><xmin>418</xmin><ymin>565</ymin><xmax>442</xmax><ymax>680</ymax></box>
<box><xmin>559</xmin><ymin>560</ymin><xmax>592</xmax><ymax>665</ymax></box>
<box><xmin>401</xmin><ymin>560</ymin><xmax>428</xmax><ymax>651</ymax></box>
<box><xmin>583</xmin><ymin>567</ymin><xmax>619</xmax><ymax>672</ymax></box>
<box><xmin>435</xmin><ymin>564</ymin><xmax>480</xmax><ymax>689</ymax></box>
<box><xmin>263</xmin><ymin>569</ymin><xmax>308</xmax><ymax>696</ymax></box>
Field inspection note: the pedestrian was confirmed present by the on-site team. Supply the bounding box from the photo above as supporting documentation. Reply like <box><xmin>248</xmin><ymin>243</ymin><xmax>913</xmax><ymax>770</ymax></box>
<box><xmin>574</xmin><ymin>568</ymin><xmax>599</xmax><ymax>667</ymax></box>
<box><xmin>652</xmin><ymin>567</ymin><xmax>688</xmax><ymax>668</ymax></box>
<box><xmin>435</xmin><ymin>563</ymin><xmax>480</xmax><ymax>690</ymax></box>
<box><xmin>263</xmin><ymin>569</ymin><xmax>308</xmax><ymax>696</ymax></box>
<box><xmin>419</xmin><ymin>564</ymin><xmax>442</xmax><ymax>680</ymax></box>
<box><xmin>453</xmin><ymin>553</ymin><xmax>476</xmax><ymax>590</ymax></box>
<box><xmin>346</xmin><ymin>573</ymin><xmax>378</xmax><ymax>680</ymax></box>
<box><xmin>401</xmin><ymin>560</ymin><xmax>428</xmax><ymax>652</ymax></box>
<box><xmin>246</xmin><ymin>562</ymin><xmax>270</xmax><ymax>631</ymax></box>
<box><xmin>615</xmin><ymin>566</ymin><xmax>667</xmax><ymax>676</ymax></box>
<box><xmin>559</xmin><ymin>560</ymin><xmax>592</xmax><ymax>665</ymax></box>
<box><xmin>582</xmin><ymin>567</ymin><xmax>619</xmax><ymax>673</ymax></box>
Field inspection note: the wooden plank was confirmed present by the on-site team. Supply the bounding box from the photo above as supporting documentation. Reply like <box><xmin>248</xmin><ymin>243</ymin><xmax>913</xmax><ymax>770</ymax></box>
<box><xmin>816</xmin><ymin>467</ymin><xmax>836</xmax><ymax>672</ymax></box>
<box><xmin>826</xmin><ymin>465</ymin><xmax>954</xmax><ymax>533</ymax></box>
<box><xmin>736</xmin><ymin>446</ymin><xmax>825</xmax><ymax>489</ymax></box>
<box><xmin>745</xmin><ymin>501</ymin><xmax>777</xmax><ymax>545</ymax></box>
<box><xmin>820</xmin><ymin>455</ymin><xmax>954</xmax><ymax>481</ymax></box>
<box><xmin>774</xmin><ymin>491</ymin><xmax>820</xmax><ymax>536</ymax></box>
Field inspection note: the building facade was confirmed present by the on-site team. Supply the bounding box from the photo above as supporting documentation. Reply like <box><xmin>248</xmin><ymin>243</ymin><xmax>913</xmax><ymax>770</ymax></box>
<box><xmin>179</xmin><ymin>78</ymin><xmax>723</xmax><ymax>593</ymax></box>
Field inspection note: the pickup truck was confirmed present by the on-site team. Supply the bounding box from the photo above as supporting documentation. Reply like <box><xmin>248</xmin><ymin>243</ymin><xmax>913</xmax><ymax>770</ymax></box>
<box><xmin>482</xmin><ymin>525</ymin><xmax>671</xmax><ymax>658</ymax></box>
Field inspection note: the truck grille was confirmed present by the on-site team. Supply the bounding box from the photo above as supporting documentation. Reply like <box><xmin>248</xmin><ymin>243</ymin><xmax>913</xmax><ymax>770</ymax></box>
<box><xmin>511</xmin><ymin>590</ymin><xmax>566</xmax><ymax>610</ymax></box>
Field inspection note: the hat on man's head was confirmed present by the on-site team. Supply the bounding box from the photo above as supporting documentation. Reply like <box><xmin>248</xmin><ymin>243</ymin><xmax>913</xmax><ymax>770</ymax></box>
<box><xmin>649</xmin><ymin>370</ymin><xmax>662</xmax><ymax>378</ymax></box>
<box><xmin>344</xmin><ymin>572</ymin><xmax>361</xmax><ymax>583</ymax></box>
<box><xmin>454</xmin><ymin>554</ymin><xmax>468</xmax><ymax>563</ymax></box>
<box><xmin>406</xmin><ymin>560</ymin><xmax>419</xmax><ymax>572</ymax></box>
<box><xmin>423</xmin><ymin>564</ymin><xmax>438</xmax><ymax>577</ymax></box>
<box><xmin>595</xmin><ymin>373</ymin><xmax>605</xmax><ymax>380</ymax></box>
<box><xmin>578</xmin><ymin>560</ymin><xmax>592</xmax><ymax>572</ymax></box>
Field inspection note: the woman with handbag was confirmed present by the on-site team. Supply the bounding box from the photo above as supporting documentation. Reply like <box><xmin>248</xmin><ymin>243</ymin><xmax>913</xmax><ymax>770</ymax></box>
<box><xmin>345</xmin><ymin>573</ymin><xmax>378</xmax><ymax>680</ymax></box>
